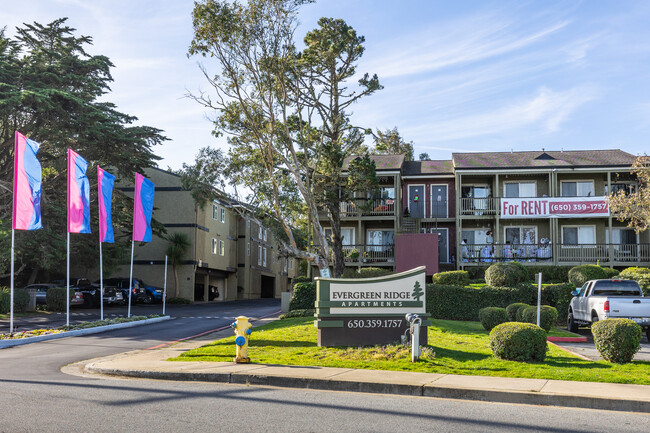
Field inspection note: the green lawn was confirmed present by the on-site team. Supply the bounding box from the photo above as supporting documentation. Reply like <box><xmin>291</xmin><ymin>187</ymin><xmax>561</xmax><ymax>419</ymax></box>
<box><xmin>173</xmin><ymin>317</ymin><xmax>650</xmax><ymax>385</ymax></box>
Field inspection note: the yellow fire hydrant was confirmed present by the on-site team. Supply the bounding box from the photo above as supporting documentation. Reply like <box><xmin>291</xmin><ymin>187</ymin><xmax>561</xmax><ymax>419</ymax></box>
<box><xmin>231</xmin><ymin>316</ymin><xmax>253</xmax><ymax>363</ymax></box>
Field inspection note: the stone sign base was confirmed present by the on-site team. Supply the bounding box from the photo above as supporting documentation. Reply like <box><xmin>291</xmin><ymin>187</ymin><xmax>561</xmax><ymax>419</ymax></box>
<box><xmin>316</xmin><ymin>316</ymin><xmax>428</xmax><ymax>347</ymax></box>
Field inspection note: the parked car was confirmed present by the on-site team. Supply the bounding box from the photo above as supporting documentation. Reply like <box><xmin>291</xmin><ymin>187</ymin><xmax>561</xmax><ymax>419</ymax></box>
<box><xmin>22</xmin><ymin>283</ymin><xmax>57</xmax><ymax>305</ymax></box>
<box><xmin>132</xmin><ymin>278</ymin><xmax>164</xmax><ymax>304</ymax></box>
<box><xmin>50</xmin><ymin>278</ymin><xmax>121</xmax><ymax>308</ymax></box>
<box><xmin>99</xmin><ymin>278</ymin><xmax>148</xmax><ymax>304</ymax></box>
<box><xmin>568</xmin><ymin>279</ymin><xmax>650</xmax><ymax>341</ymax></box>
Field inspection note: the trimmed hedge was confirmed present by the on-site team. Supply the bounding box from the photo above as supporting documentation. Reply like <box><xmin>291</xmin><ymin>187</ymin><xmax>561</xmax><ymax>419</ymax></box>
<box><xmin>0</xmin><ymin>288</ymin><xmax>10</xmax><ymax>314</ymax></box>
<box><xmin>0</xmin><ymin>288</ymin><xmax>30</xmax><ymax>314</ymax></box>
<box><xmin>426</xmin><ymin>284</ymin><xmax>536</xmax><ymax>321</ymax></box>
<box><xmin>602</xmin><ymin>267</ymin><xmax>620</xmax><ymax>279</ymax></box>
<box><xmin>342</xmin><ymin>267</ymin><xmax>393</xmax><ymax>279</ymax></box>
<box><xmin>289</xmin><ymin>282</ymin><xmax>316</xmax><ymax>311</ymax></box>
<box><xmin>478</xmin><ymin>307</ymin><xmax>509</xmax><ymax>331</ymax></box>
<box><xmin>541</xmin><ymin>283</ymin><xmax>574</xmax><ymax>322</ymax></box>
<box><xmin>523</xmin><ymin>266</ymin><xmax>571</xmax><ymax>284</ymax></box>
<box><xmin>619</xmin><ymin>267</ymin><xmax>650</xmax><ymax>296</ymax></box>
<box><xmin>592</xmin><ymin>318</ymin><xmax>642</xmax><ymax>364</ymax></box>
<box><xmin>485</xmin><ymin>262</ymin><xmax>529</xmax><ymax>287</ymax></box>
<box><xmin>280</xmin><ymin>309</ymin><xmax>315</xmax><ymax>319</ymax></box>
<box><xmin>506</xmin><ymin>303</ymin><xmax>529</xmax><ymax>321</ymax></box>
<box><xmin>431</xmin><ymin>270</ymin><xmax>469</xmax><ymax>287</ymax></box>
<box><xmin>521</xmin><ymin>305</ymin><xmax>558</xmax><ymax>332</ymax></box>
<box><xmin>568</xmin><ymin>265</ymin><xmax>608</xmax><ymax>287</ymax></box>
<box><xmin>515</xmin><ymin>304</ymin><xmax>530</xmax><ymax>322</ymax></box>
<box><xmin>46</xmin><ymin>287</ymin><xmax>71</xmax><ymax>312</ymax></box>
<box><xmin>466</xmin><ymin>267</ymin><xmax>488</xmax><ymax>280</ymax></box>
<box><xmin>489</xmin><ymin>322</ymin><xmax>547</xmax><ymax>362</ymax></box>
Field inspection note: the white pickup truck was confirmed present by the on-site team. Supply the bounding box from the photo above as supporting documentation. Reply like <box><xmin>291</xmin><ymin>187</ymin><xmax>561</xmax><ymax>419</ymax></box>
<box><xmin>567</xmin><ymin>279</ymin><xmax>650</xmax><ymax>341</ymax></box>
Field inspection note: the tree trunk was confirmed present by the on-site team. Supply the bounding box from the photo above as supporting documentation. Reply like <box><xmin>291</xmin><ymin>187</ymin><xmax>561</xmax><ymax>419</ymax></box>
<box><xmin>327</xmin><ymin>201</ymin><xmax>345</xmax><ymax>278</ymax></box>
<box><xmin>173</xmin><ymin>265</ymin><xmax>180</xmax><ymax>298</ymax></box>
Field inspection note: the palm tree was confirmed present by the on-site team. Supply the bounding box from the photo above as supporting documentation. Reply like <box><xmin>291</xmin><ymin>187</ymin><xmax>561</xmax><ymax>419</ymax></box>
<box><xmin>165</xmin><ymin>232</ymin><xmax>191</xmax><ymax>298</ymax></box>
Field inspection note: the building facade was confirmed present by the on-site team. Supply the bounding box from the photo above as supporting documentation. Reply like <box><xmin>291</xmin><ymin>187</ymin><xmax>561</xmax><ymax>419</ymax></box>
<box><xmin>315</xmin><ymin>149</ymin><xmax>649</xmax><ymax>275</ymax></box>
<box><xmin>111</xmin><ymin>168</ymin><xmax>296</xmax><ymax>302</ymax></box>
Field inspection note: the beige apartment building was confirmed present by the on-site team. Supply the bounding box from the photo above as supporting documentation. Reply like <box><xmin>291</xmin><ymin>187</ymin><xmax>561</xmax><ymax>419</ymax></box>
<box><xmin>113</xmin><ymin>168</ymin><xmax>296</xmax><ymax>302</ymax></box>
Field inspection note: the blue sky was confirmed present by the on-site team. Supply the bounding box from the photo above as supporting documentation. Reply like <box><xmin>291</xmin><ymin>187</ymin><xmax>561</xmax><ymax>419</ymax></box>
<box><xmin>3</xmin><ymin>0</ymin><xmax>650</xmax><ymax>169</ymax></box>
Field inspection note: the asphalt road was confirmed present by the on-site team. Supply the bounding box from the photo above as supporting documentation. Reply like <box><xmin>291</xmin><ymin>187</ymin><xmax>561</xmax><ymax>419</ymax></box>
<box><xmin>0</xmin><ymin>299</ymin><xmax>648</xmax><ymax>432</ymax></box>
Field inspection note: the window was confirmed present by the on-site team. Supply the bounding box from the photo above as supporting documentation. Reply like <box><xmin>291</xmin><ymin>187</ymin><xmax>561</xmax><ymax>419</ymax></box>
<box><xmin>212</xmin><ymin>205</ymin><xmax>218</xmax><ymax>220</ymax></box>
<box><xmin>562</xmin><ymin>226</ymin><xmax>595</xmax><ymax>245</ymax></box>
<box><xmin>258</xmin><ymin>226</ymin><xmax>263</xmax><ymax>240</ymax></box>
<box><xmin>220</xmin><ymin>208</ymin><xmax>226</xmax><ymax>223</ymax></box>
<box><xmin>607</xmin><ymin>228</ymin><xmax>637</xmax><ymax>245</ymax></box>
<box><xmin>461</xmin><ymin>185</ymin><xmax>490</xmax><ymax>215</ymax></box>
<box><xmin>219</xmin><ymin>240</ymin><xmax>225</xmax><ymax>256</ymax></box>
<box><xmin>247</xmin><ymin>219</ymin><xmax>251</xmax><ymax>228</ymax></box>
<box><xmin>211</xmin><ymin>238</ymin><xmax>218</xmax><ymax>254</ymax></box>
<box><xmin>247</xmin><ymin>242</ymin><xmax>250</xmax><ymax>256</ymax></box>
<box><xmin>341</xmin><ymin>228</ymin><xmax>354</xmax><ymax>246</ymax></box>
<box><xmin>504</xmin><ymin>181</ymin><xmax>536</xmax><ymax>198</ymax></box>
<box><xmin>258</xmin><ymin>246</ymin><xmax>263</xmax><ymax>265</ymax></box>
<box><xmin>605</xmin><ymin>183</ymin><xmax>636</xmax><ymax>195</ymax></box>
<box><xmin>264</xmin><ymin>229</ymin><xmax>268</xmax><ymax>242</ymax></box>
<box><xmin>263</xmin><ymin>247</ymin><xmax>267</xmax><ymax>266</ymax></box>
<box><xmin>284</xmin><ymin>258</ymin><xmax>288</xmax><ymax>272</ymax></box>
<box><xmin>366</xmin><ymin>230</ymin><xmax>394</xmax><ymax>252</ymax></box>
<box><xmin>504</xmin><ymin>226</ymin><xmax>537</xmax><ymax>245</ymax></box>
<box><xmin>561</xmin><ymin>181</ymin><xmax>594</xmax><ymax>197</ymax></box>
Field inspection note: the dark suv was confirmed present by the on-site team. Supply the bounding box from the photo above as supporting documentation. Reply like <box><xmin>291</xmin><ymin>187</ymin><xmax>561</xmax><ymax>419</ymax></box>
<box><xmin>100</xmin><ymin>278</ymin><xmax>148</xmax><ymax>304</ymax></box>
<box><xmin>51</xmin><ymin>278</ymin><xmax>121</xmax><ymax>307</ymax></box>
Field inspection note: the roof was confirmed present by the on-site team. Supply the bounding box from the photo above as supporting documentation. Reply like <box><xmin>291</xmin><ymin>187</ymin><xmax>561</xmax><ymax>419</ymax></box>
<box><xmin>402</xmin><ymin>160</ymin><xmax>454</xmax><ymax>176</ymax></box>
<box><xmin>343</xmin><ymin>154</ymin><xmax>405</xmax><ymax>171</ymax></box>
<box><xmin>452</xmin><ymin>150</ymin><xmax>637</xmax><ymax>170</ymax></box>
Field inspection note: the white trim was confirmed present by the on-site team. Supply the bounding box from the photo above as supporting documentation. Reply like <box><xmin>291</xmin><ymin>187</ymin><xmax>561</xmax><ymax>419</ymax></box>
<box><xmin>430</xmin><ymin>184</ymin><xmax>449</xmax><ymax>218</ymax></box>
<box><xmin>560</xmin><ymin>179</ymin><xmax>595</xmax><ymax>197</ymax></box>
<box><xmin>407</xmin><ymin>184</ymin><xmax>426</xmax><ymax>217</ymax></box>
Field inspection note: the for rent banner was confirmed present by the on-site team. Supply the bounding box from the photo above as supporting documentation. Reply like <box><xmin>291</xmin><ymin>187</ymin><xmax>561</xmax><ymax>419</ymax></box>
<box><xmin>500</xmin><ymin>196</ymin><xmax>609</xmax><ymax>219</ymax></box>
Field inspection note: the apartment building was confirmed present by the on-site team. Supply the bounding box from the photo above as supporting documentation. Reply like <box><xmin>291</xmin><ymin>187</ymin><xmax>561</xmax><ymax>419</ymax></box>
<box><xmin>316</xmin><ymin>149</ymin><xmax>649</xmax><ymax>274</ymax></box>
<box><xmin>111</xmin><ymin>168</ymin><xmax>296</xmax><ymax>302</ymax></box>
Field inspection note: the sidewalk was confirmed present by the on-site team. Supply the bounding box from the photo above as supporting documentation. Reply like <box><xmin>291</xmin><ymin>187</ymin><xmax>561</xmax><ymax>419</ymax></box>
<box><xmin>77</xmin><ymin>318</ymin><xmax>650</xmax><ymax>414</ymax></box>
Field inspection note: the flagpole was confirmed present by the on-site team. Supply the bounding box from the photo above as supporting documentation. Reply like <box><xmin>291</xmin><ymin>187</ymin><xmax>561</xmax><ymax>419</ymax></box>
<box><xmin>10</xmin><ymin>229</ymin><xmax>15</xmax><ymax>334</ymax></box>
<box><xmin>163</xmin><ymin>255</ymin><xmax>168</xmax><ymax>316</ymax></box>
<box><xmin>128</xmin><ymin>240</ymin><xmax>134</xmax><ymax>318</ymax></box>
<box><xmin>66</xmin><ymin>231</ymin><xmax>70</xmax><ymax>327</ymax></box>
<box><xmin>99</xmin><ymin>240</ymin><xmax>104</xmax><ymax>321</ymax></box>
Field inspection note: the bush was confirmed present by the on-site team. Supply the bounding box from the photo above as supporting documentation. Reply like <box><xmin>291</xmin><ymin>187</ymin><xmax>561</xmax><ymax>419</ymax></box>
<box><xmin>426</xmin><ymin>283</ymin><xmax>535</xmax><ymax>321</ymax></box>
<box><xmin>292</xmin><ymin>276</ymin><xmax>312</xmax><ymax>284</ymax></box>
<box><xmin>0</xmin><ymin>288</ymin><xmax>30</xmax><ymax>314</ymax></box>
<box><xmin>619</xmin><ymin>267</ymin><xmax>650</xmax><ymax>296</ymax></box>
<box><xmin>521</xmin><ymin>305</ymin><xmax>558</xmax><ymax>332</ymax></box>
<box><xmin>356</xmin><ymin>267</ymin><xmax>393</xmax><ymax>279</ymax></box>
<box><xmin>592</xmin><ymin>319</ymin><xmax>642</xmax><ymax>363</ymax></box>
<box><xmin>0</xmin><ymin>288</ymin><xmax>9</xmax><ymax>314</ymax></box>
<box><xmin>601</xmin><ymin>267</ymin><xmax>620</xmax><ymax>279</ymax></box>
<box><xmin>489</xmin><ymin>322</ymin><xmax>547</xmax><ymax>362</ymax></box>
<box><xmin>46</xmin><ymin>287</ymin><xmax>71</xmax><ymax>312</ymax></box>
<box><xmin>289</xmin><ymin>282</ymin><xmax>316</xmax><ymax>311</ymax></box>
<box><xmin>431</xmin><ymin>270</ymin><xmax>469</xmax><ymax>287</ymax></box>
<box><xmin>523</xmin><ymin>266</ymin><xmax>571</xmax><ymax>284</ymax></box>
<box><xmin>506</xmin><ymin>303</ymin><xmax>529</xmax><ymax>321</ymax></box>
<box><xmin>515</xmin><ymin>304</ymin><xmax>530</xmax><ymax>322</ymax></box>
<box><xmin>541</xmin><ymin>283</ymin><xmax>575</xmax><ymax>323</ymax></box>
<box><xmin>485</xmin><ymin>262</ymin><xmax>529</xmax><ymax>287</ymax></box>
<box><xmin>466</xmin><ymin>267</ymin><xmax>488</xmax><ymax>280</ymax></box>
<box><xmin>280</xmin><ymin>309</ymin><xmax>315</xmax><ymax>319</ymax></box>
<box><xmin>478</xmin><ymin>307</ymin><xmax>509</xmax><ymax>331</ymax></box>
<box><xmin>568</xmin><ymin>265</ymin><xmax>608</xmax><ymax>287</ymax></box>
<box><xmin>166</xmin><ymin>297</ymin><xmax>192</xmax><ymax>304</ymax></box>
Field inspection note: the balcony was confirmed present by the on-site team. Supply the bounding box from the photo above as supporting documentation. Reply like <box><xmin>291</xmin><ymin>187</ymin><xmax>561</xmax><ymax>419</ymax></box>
<box><xmin>339</xmin><ymin>198</ymin><xmax>396</xmax><ymax>218</ymax></box>
<box><xmin>342</xmin><ymin>244</ymin><xmax>395</xmax><ymax>264</ymax></box>
<box><xmin>460</xmin><ymin>243</ymin><xmax>650</xmax><ymax>264</ymax></box>
<box><xmin>460</xmin><ymin>197</ymin><xmax>500</xmax><ymax>216</ymax></box>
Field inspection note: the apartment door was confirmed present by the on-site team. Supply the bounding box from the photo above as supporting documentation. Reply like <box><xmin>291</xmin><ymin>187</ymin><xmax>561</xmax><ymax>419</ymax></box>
<box><xmin>431</xmin><ymin>185</ymin><xmax>448</xmax><ymax>218</ymax></box>
<box><xmin>408</xmin><ymin>185</ymin><xmax>425</xmax><ymax>218</ymax></box>
<box><xmin>429</xmin><ymin>228</ymin><xmax>448</xmax><ymax>263</ymax></box>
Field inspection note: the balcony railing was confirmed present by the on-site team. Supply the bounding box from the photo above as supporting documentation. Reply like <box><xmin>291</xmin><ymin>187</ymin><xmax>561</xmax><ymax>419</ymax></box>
<box><xmin>342</xmin><ymin>244</ymin><xmax>395</xmax><ymax>263</ymax></box>
<box><xmin>460</xmin><ymin>197</ymin><xmax>500</xmax><ymax>216</ymax></box>
<box><xmin>339</xmin><ymin>198</ymin><xmax>396</xmax><ymax>217</ymax></box>
<box><xmin>460</xmin><ymin>243</ymin><xmax>650</xmax><ymax>264</ymax></box>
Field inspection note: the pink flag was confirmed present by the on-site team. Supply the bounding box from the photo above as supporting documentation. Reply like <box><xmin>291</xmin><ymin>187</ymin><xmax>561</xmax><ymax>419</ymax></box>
<box><xmin>13</xmin><ymin>131</ymin><xmax>42</xmax><ymax>230</ymax></box>
<box><xmin>133</xmin><ymin>173</ymin><xmax>154</xmax><ymax>242</ymax></box>
<box><xmin>67</xmin><ymin>149</ymin><xmax>91</xmax><ymax>233</ymax></box>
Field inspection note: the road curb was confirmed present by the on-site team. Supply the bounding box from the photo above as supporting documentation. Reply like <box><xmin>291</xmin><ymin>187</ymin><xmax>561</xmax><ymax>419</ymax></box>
<box><xmin>85</xmin><ymin>363</ymin><xmax>650</xmax><ymax>413</ymax></box>
<box><xmin>0</xmin><ymin>316</ymin><xmax>171</xmax><ymax>349</ymax></box>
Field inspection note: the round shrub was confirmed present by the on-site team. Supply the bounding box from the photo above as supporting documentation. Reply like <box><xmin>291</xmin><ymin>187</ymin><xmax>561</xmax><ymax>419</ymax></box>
<box><xmin>521</xmin><ymin>305</ymin><xmax>559</xmax><ymax>332</ymax></box>
<box><xmin>431</xmin><ymin>270</ymin><xmax>469</xmax><ymax>287</ymax></box>
<box><xmin>601</xmin><ymin>267</ymin><xmax>620</xmax><ymax>279</ymax></box>
<box><xmin>485</xmin><ymin>262</ymin><xmax>529</xmax><ymax>287</ymax></box>
<box><xmin>619</xmin><ymin>267</ymin><xmax>650</xmax><ymax>296</ymax></box>
<box><xmin>568</xmin><ymin>265</ymin><xmax>608</xmax><ymax>287</ymax></box>
<box><xmin>506</xmin><ymin>303</ymin><xmax>529</xmax><ymax>321</ymax></box>
<box><xmin>592</xmin><ymin>318</ymin><xmax>642</xmax><ymax>363</ymax></box>
<box><xmin>516</xmin><ymin>304</ymin><xmax>530</xmax><ymax>322</ymax></box>
<box><xmin>46</xmin><ymin>287</ymin><xmax>71</xmax><ymax>312</ymax></box>
<box><xmin>289</xmin><ymin>282</ymin><xmax>316</xmax><ymax>311</ymax></box>
<box><xmin>478</xmin><ymin>307</ymin><xmax>509</xmax><ymax>331</ymax></box>
<box><xmin>490</xmin><ymin>322</ymin><xmax>547</xmax><ymax>362</ymax></box>
<box><xmin>12</xmin><ymin>289</ymin><xmax>30</xmax><ymax>313</ymax></box>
